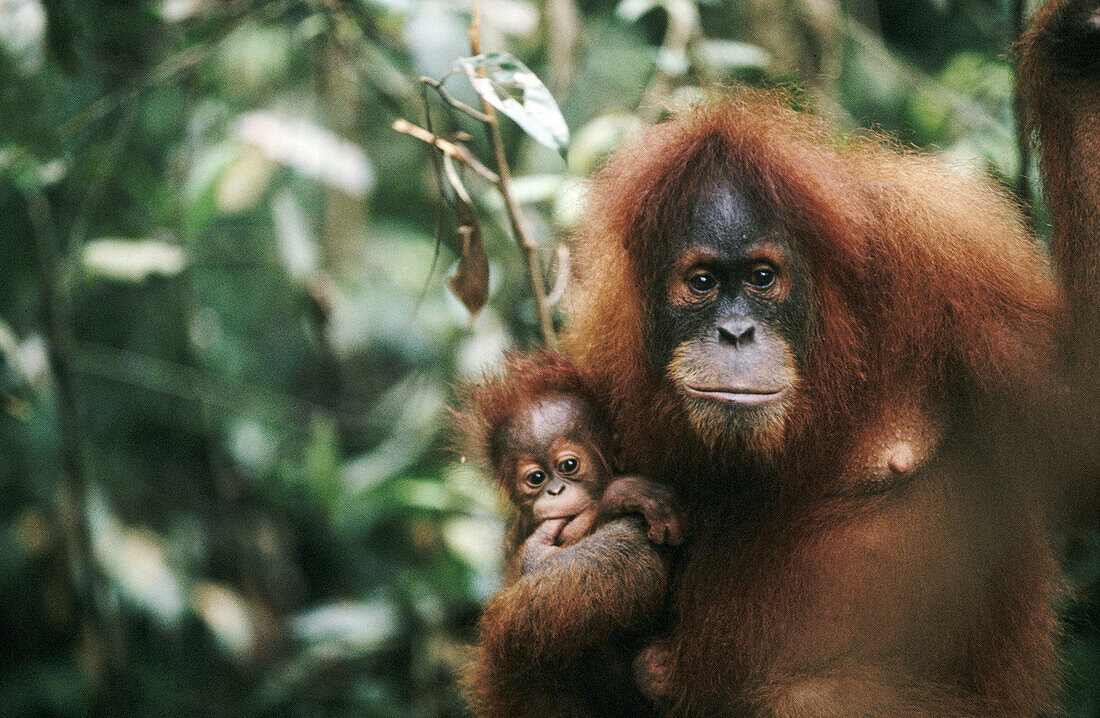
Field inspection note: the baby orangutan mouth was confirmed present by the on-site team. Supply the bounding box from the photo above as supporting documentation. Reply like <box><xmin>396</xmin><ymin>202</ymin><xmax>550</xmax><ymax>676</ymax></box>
<box><xmin>551</xmin><ymin>505</ymin><xmax>597</xmax><ymax>546</ymax></box>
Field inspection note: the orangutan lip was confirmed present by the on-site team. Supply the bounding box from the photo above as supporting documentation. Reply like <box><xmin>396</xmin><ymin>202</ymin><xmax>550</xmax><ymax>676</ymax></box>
<box><xmin>552</xmin><ymin>508</ymin><xmax>598</xmax><ymax>546</ymax></box>
<box><xmin>540</xmin><ymin>512</ymin><xmax>579</xmax><ymax>521</ymax></box>
<box><xmin>539</xmin><ymin>508</ymin><xmax>593</xmax><ymax>523</ymax></box>
<box><xmin>684</xmin><ymin>385</ymin><xmax>787</xmax><ymax>405</ymax></box>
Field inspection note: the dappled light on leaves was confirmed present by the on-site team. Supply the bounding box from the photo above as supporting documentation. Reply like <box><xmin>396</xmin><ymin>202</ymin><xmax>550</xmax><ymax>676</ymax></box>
<box><xmin>458</xmin><ymin>52</ymin><xmax>570</xmax><ymax>153</ymax></box>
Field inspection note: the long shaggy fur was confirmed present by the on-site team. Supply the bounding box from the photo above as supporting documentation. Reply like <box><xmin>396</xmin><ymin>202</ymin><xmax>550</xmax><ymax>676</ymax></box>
<box><xmin>565</xmin><ymin>89</ymin><xmax>1061</xmax><ymax>491</ymax></box>
<box><xmin>1018</xmin><ymin>0</ymin><xmax>1100</xmax><ymax>358</ymax></box>
<box><xmin>466</xmin><ymin>21</ymin><xmax>1100</xmax><ymax>709</ymax></box>
<box><xmin>556</xmin><ymin>88</ymin><xmax>1066</xmax><ymax>716</ymax></box>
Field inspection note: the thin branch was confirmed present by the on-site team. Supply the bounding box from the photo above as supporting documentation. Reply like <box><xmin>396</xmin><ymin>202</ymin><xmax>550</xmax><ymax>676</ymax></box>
<box><xmin>69</xmin><ymin>98</ymin><xmax>143</xmax><ymax>251</ymax></box>
<box><xmin>73</xmin><ymin>343</ymin><xmax>317</xmax><ymax>420</ymax></box>
<box><xmin>414</xmin><ymin>84</ymin><xmax>447</xmax><ymax>313</ymax></box>
<box><xmin>542</xmin><ymin>0</ymin><xmax>580</xmax><ymax>96</ymax></box>
<box><xmin>392</xmin><ymin>119</ymin><xmax>501</xmax><ymax>183</ymax></box>
<box><xmin>1012</xmin><ymin>0</ymin><xmax>1034</xmax><ymax>217</ymax></box>
<box><xmin>420</xmin><ymin>83</ymin><xmax>450</xmax><ymax>192</ymax></box>
<box><xmin>545</xmin><ymin>244</ymin><xmax>571</xmax><ymax>306</ymax></box>
<box><xmin>57</xmin><ymin>45</ymin><xmax>208</xmax><ymax>144</ymax></box>
<box><xmin>26</xmin><ymin>188</ymin><xmax>126</xmax><ymax>681</ymax></box>
<box><xmin>468</xmin><ymin>0</ymin><xmax>558</xmax><ymax>347</ymax></box>
<box><xmin>420</xmin><ymin>76</ymin><xmax>493</xmax><ymax>123</ymax></box>
<box><xmin>637</xmin><ymin>0</ymin><xmax>701</xmax><ymax>124</ymax></box>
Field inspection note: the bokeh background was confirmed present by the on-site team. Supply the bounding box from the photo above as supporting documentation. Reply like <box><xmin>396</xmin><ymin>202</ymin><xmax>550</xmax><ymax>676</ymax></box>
<box><xmin>1</xmin><ymin>0</ymin><xmax>1097</xmax><ymax>715</ymax></box>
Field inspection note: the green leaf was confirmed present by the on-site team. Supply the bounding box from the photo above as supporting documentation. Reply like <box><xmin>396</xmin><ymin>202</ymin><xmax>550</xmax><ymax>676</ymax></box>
<box><xmin>289</xmin><ymin>599</ymin><xmax>399</xmax><ymax>653</ymax></box>
<box><xmin>698</xmin><ymin>40</ymin><xmax>773</xmax><ymax>73</ymax></box>
<box><xmin>82</xmin><ymin>238</ymin><xmax>189</xmax><ymax>283</ymax></box>
<box><xmin>615</xmin><ymin>0</ymin><xmax>662</xmax><ymax>22</ymax></box>
<box><xmin>0</xmin><ymin>145</ymin><xmax>65</xmax><ymax>194</ymax></box>
<box><xmin>456</xmin><ymin>52</ymin><xmax>570</xmax><ymax>153</ymax></box>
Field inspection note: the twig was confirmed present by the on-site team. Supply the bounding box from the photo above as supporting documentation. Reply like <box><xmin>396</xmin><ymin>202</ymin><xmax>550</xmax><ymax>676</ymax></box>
<box><xmin>69</xmin><ymin>98</ymin><xmax>143</xmax><ymax>251</ymax></box>
<box><xmin>392</xmin><ymin>119</ymin><xmax>501</xmax><ymax>183</ymax></box>
<box><xmin>58</xmin><ymin>0</ymin><xmax>294</xmax><ymax>143</ymax></box>
<box><xmin>420</xmin><ymin>83</ymin><xmax>449</xmax><ymax>193</ymax></box>
<box><xmin>420</xmin><ymin>76</ymin><xmax>493</xmax><ymax>123</ymax></box>
<box><xmin>74</xmin><ymin>342</ymin><xmax>320</xmax><ymax>421</ymax></box>
<box><xmin>637</xmin><ymin>0</ymin><xmax>701</xmax><ymax>124</ymax></box>
<box><xmin>57</xmin><ymin>45</ymin><xmax>208</xmax><ymax>144</ymax></box>
<box><xmin>543</xmin><ymin>0</ymin><xmax>580</xmax><ymax>96</ymax></box>
<box><xmin>468</xmin><ymin>0</ymin><xmax>558</xmax><ymax>347</ymax></box>
<box><xmin>545</xmin><ymin>245</ymin><xmax>571</xmax><ymax>306</ymax></box>
<box><xmin>1012</xmin><ymin>0</ymin><xmax>1033</xmax><ymax>217</ymax></box>
<box><xmin>26</xmin><ymin>188</ymin><xmax>126</xmax><ymax>681</ymax></box>
<box><xmin>414</xmin><ymin>84</ymin><xmax>447</xmax><ymax>313</ymax></box>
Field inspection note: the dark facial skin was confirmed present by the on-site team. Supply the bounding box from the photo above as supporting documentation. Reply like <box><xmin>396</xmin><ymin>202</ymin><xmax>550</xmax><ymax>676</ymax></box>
<box><xmin>649</xmin><ymin>179</ymin><xmax>811</xmax><ymax>443</ymax></box>
<box><xmin>1045</xmin><ymin>0</ymin><xmax>1100</xmax><ymax>74</ymax></box>
<box><xmin>501</xmin><ymin>394</ymin><xmax>609</xmax><ymax>542</ymax></box>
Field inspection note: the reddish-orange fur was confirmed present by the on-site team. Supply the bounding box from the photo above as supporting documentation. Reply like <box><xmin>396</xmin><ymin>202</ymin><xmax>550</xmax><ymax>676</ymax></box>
<box><xmin>557</xmin><ymin>93</ymin><xmax>1065</xmax><ymax>715</ymax></box>
<box><xmin>1016</xmin><ymin>0</ymin><xmax>1100</xmax><ymax>532</ymax></box>
<box><xmin>456</xmin><ymin>352</ymin><xmax>671</xmax><ymax>717</ymax></box>
<box><xmin>1018</xmin><ymin>0</ymin><xmax>1100</xmax><ymax>351</ymax></box>
<box><xmin>462</xmin><ymin>1</ymin><xmax>1100</xmax><ymax>714</ymax></box>
<box><xmin>567</xmin><ymin>93</ymin><xmax>1061</xmax><ymax>486</ymax></box>
<box><xmin>463</xmin><ymin>517</ymin><xmax>667</xmax><ymax>717</ymax></box>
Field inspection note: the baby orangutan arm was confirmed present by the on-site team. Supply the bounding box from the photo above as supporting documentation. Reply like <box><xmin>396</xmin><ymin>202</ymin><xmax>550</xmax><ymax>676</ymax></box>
<box><xmin>464</xmin><ymin>516</ymin><xmax>667</xmax><ymax>718</ymax></box>
<box><xmin>599</xmin><ymin>475</ymin><xmax>684</xmax><ymax>546</ymax></box>
<box><xmin>484</xmin><ymin>517</ymin><xmax>666</xmax><ymax>662</ymax></box>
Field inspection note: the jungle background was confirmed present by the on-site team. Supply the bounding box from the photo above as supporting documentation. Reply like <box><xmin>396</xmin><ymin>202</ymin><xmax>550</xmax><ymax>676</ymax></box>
<box><xmin>1</xmin><ymin>0</ymin><xmax>1098</xmax><ymax>715</ymax></box>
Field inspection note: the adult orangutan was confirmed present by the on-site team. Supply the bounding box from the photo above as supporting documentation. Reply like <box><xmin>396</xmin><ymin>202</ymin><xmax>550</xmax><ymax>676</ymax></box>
<box><xmin>464</xmin><ymin>0</ymin><xmax>1100</xmax><ymax>715</ymax></box>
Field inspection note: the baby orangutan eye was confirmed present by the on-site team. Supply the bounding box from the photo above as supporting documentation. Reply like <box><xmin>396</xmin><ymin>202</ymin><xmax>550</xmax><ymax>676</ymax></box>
<box><xmin>525</xmin><ymin>470</ymin><xmax>547</xmax><ymax>486</ymax></box>
<box><xmin>747</xmin><ymin>265</ymin><xmax>776</xmax><ymax>289</ymax></box>
<box><xmin>557</xmin><ymin>458</ymin><xmax>579</xmax><ymax>474</ymax></box>
<box><xmin>688</xmin><ymin>271</ymin><xmax>718</xmax><ymax>294</ymax></box>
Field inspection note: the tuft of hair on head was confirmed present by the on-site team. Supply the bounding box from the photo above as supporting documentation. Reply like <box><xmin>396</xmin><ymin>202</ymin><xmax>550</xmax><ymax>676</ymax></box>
<box><xmin>451</xmin><ymin>350</ymin><xmax>607</xmax><ymax>490</ymax></box>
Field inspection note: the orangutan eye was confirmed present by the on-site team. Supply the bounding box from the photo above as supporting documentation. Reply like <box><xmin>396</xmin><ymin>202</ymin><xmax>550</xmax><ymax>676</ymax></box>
<box><xmin>747</xmin><ymin>265</ymin><xmax>776</xmax><ymax>289</ymax></box>
<box><xmin>557</xmin><ymin>458</ymin><xmax>579</xmax><ymax>474</ymax></box>
<box><xmin>526</xmin><ymin>470</ymin><xmax>547</xmax><ymax>486</ymax></box>
<box><xmin>688</xmin><ymin>271</ymin><xmax>718</xmax><ymax>294</ymax></box>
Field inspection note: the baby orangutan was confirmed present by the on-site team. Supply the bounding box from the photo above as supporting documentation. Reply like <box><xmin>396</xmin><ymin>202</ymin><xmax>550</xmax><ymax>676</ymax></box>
<box><xmin>455</xmin><ymin>350</ymin><xmax>682</xmax><ymax>716</ymax></box>
<box><xmin>458</xmin><ymin>350</ymin><xmax>682</xmax><ymax>573</ymax></box>
<box><xmin>499</xmin><ymin>381</ymin><xmax>682</xmax><ymax>572</ymax></box>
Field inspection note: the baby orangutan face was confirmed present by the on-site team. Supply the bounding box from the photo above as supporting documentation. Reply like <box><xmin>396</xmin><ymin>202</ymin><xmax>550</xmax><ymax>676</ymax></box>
<box><xmin>502</xmin><ymin>394</ymin><xmax>610</xmax><ymax>542</ymax></box>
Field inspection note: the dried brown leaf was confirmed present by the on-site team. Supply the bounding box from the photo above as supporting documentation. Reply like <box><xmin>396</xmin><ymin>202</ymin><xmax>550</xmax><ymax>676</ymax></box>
<box><xmin>442</xmin><ymin>156</ymin><xmax>489</xmax><ymax>316</ymax></box>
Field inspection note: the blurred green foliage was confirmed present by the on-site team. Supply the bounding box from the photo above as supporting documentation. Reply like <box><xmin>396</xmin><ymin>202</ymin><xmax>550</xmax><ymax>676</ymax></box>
<box><xmin>0</xmin><ymin>0</ymin><xmax>1095</xmax><ymax>715</ymax></box>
